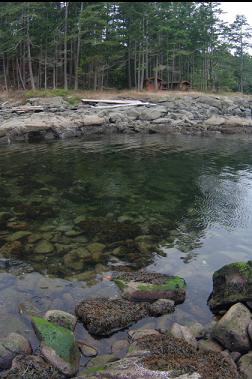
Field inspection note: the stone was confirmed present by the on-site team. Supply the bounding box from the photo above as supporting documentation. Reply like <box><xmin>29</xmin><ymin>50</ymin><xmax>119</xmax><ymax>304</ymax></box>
<box><xmin>198</xmin><ymin>338</ymin><xmax>223</xmax><ymax>353</ymax></box>
<box><xmin>1</xmin><ymin>354</ymin><xmax>64</xmax><ymax>379</ymax></box>
<box><xmin>140</xmin><ymin>107</ymin><xmax>167</xmax><ymax>121</ymax></box>
<box><xmin>208</xmin><ymin>260</ymin><xmax>252</xmax><ymax>313</ymax></box>
<box><xmin>0</xmin><ymin>333</ymin><xmax>32</xmax><ymax>369</ymax></box>
<box><xmin>247</xmin><ymin>321</ymin><xmax>252</xmax><ymax>342</ymax></box>
<box><xmin>82</xmin><ymin>115</ymin><xmax>104</xmax><ymax>126</ymax></box>
<box><xmin>7</xmin><ymin>231</ymin><xmax>31</xmax><ymax>242</ymax></box>
<box><xmin>111</xmin><ymin>339</ymin><xmax>129</xmax><ymax>358</ymax></box>
<box><xmin>128</xmin><ymin>328</ymin><xmax>161</xmax><ymax>342</ymax></box>
<box><xmin>113</xmin><ymin>271</ymin><xmax>186</xmax><ymax>304</ymax></box>
<box><xmin>87</xmin><ymin>242</ymin><xmax>105</xmax><ymax>254</ymax></box>
<box><xmin>237</xmin><ymin>351</ymin><xmax>252</xmax><ymax>379</ymax></box>
<box><xmin>148</xmin><ymin>299</ymin><xmax>175</xmax><ymax>316</ymax></box>
<box><xmin>211</xmin><ymin>302</ymin><xmax>251</xmax><ymax>352</ymax></box>
<box><xmin>34</xmin><ymin>240</ymin><xmax>54</xmax><ymax>254</ymax></box>
<box><xmin>78</xmin><ymin>342</ymin><xmax>97</xmax><ymax>357</ymax></box>
<box><xmin>170</xmin><ymin>323</ymin><xmax>198</xmax><ymax>349</ymax></box>
<box><xmin>0</xmin><ymin>241</ymin><xmax>22</xmax><ymax>257</ymax></box>
<box><xmin>85</xmin><ymin>353</ymin><xmax>119</xmax><ymax>369</ymax></box>
<box><xmin>0</xmin><ymin>212</ymin><xmax>11</xmax><ymax>227</ymax></box>
<box><xmin>230</xmin><ymin>351</ymin><xmax>241</xmax><ymax>362</ymax></box>
<box><xmin>31</xmin><ymin>316</ymin><xmax>80</xmax><ymax>377</ymax></box>
<box><xmin>187</xmin><ymin>322</ymin><xmax>205</xmax><ymax>339</ymax></box>
<box><xmin>44</xmin><ymin>310</ymin><xmax>77</xmax><ymax>331</ymax></box>
<box><xmin>75</xmin><ymin>298</ymin><xmax>150</xmax><ymax>336</ymax></box>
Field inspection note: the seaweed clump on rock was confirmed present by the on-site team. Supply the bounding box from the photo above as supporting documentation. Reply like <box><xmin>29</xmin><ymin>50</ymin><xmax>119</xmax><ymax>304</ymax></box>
<box><xmin>138</xmin><ymin>334</ymin><xmax>237</xmax><ymax>379</ymax></box>
<box><xmin>75</xmin><ymin>297</ymin><xmax>149</xmax><ymax>337</ymax></box>
<box><xmin>0</xmin><ymin>355</ymin><xmax>65</xmax><ymax>379</ymax></box>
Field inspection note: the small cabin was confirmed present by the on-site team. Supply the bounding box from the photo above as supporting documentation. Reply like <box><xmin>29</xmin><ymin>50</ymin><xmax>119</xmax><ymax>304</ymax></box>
<box><xmin>165</xmin><ymin>80</ymin><xmax>191</xmax><ymax>91</ymax></box>
<box><xmin>144</xmin><ymin>77</ymin><xmax>191</xmax><ymax>91</ymax></box>
<box><xmin>143</xmin><ymin>77</ymin><xmax>163</xmax><ymax>91</ymax></box>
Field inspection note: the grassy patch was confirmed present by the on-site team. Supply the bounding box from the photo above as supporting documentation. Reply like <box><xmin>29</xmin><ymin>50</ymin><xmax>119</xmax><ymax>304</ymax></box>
<box><xmin>82</xmin><ymin>366</ymin><xmax>105</xmax><ymax>374</ymax></box>
<box><xmin>113</xmin><ymin>278</ymin><xmax>127</xmax><ymax>290</ymax></box>
<box><xmin>24</xmin><ymin>88</ymin><xmax>82</xmax><ymax>106</ymax></box>
<box><xmin>137</xmin><ymin>277</ymin><xmax>186</xmax><ymax>292</ymax></box>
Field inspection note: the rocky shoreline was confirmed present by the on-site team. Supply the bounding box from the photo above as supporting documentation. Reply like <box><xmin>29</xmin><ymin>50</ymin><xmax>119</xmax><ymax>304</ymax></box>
<box><xmin>1</xmin><ymin>263</ymin><xmax>252</xmax><ymax>378</ymax></box>
<box><xmin>0</xmin><ymin>94</ymin><xmax>252</xmax><ymax>144</ymax></box>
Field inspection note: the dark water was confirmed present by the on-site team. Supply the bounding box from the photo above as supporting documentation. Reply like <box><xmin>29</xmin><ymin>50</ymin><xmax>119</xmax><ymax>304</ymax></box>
<box><xmin>1</xmin><ymin>133</ymin><xmax>252</xmax><ymax>357</ymax></box>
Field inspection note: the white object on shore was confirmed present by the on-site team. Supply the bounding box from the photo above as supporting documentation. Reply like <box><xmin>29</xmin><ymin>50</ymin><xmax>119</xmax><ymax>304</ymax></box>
<box><xmin>81</xmin><ymin>98</ymin><xmax>155</xmax><ymax>108</ymax></box>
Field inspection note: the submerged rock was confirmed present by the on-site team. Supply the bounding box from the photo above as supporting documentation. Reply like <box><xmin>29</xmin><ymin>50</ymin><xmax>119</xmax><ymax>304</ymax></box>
<box><xmin>208</xmin><ymin>260</ymin><xmax>252</xmax><ymax>313</ymax></box>
<box><xmin>0</xmin><ymin>333</ymin><xmax>32</xmax><ymax>369</ymax></box>
<box><xmin>113</xmin><ymin>271</ymin><xmax>186</xmax><ymax>304</ymax></box>
<box><xmin>34</xmin><ymin>240</ymin><xmax>54</xmax><ymax>254</ymax></box>
<box><xmin>7</xmin><ymin>231</ymin><xmax>31</xmax><ymax>242</ymax></box>
<box><xmin>0</xmin><ymin>212</ymin><xmax>11</xmax><ymax>227</ymax></box>
<box><xmin>211</xmin><ymin>303</ymin><xmax>251</xmax><ymax>352</ymax></box>
<box><xmin>0</xmin><ymin>241</ymin><xmax>22</xmax><ymax>257</ymax></box>
<box><xmin>31</xmin><ymin>316</ymin><xmax>80</xmax><ymax>377</ymax></box>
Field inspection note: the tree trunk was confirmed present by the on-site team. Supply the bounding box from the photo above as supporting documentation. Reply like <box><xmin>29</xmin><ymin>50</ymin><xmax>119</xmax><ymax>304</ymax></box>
<box><xmin>27</xmin><ymin>6</ymin><xmax>35</xmax><ymax>89</ymax></box>
<box><xmin>64</xmin><ymin>2</ymin><xmax>68</xmax><ymax>90</ymax></box>
<box><xmin>75</xmin><ymin>2</ymin><xmax>83</xmax><ymax>90</ymax></box>
<box><xmin>3</xmin><ymin>55</ymin><xmax>8</xmax><ymax>91</ymax></box>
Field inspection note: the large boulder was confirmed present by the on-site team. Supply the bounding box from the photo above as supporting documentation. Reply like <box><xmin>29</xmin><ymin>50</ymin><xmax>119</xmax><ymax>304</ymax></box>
<box><xmin>113</xmin><ymin>271</ymin><xmax>186</xmax><ymax>304</ymax></box>
<box><xmin>31</xmin><ymin>316</ymin><xmax>80</xmax><ymax>377</ymax></box>
<box><xmin>208</xmin><ymin>260</ymin><xmax>252</xmax><ymax>313</ymax></box>
<box><xmin>211</xmin><ymin>303</ymin><xmax>251</xmax><ymax>352</ymax></box>
<box><xmin>83</xmin><ymin>333</ymin><xmax>237</xmax><ymax>379</ymax></box>
<box><xmin>237</xmin><ymin>351</ymin><xmax>252</xmax><ymax>379</ymax></box>
<box><xmin>75</xmin><ymin>298</ymin><xmax>149</xmax><ymax>337</ymax></box>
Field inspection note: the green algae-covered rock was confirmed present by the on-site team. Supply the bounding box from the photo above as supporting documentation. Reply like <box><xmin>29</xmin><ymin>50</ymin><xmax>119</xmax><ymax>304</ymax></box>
<box><xmin>113</xmin><ymin>271</ymin><xmax>186</xmax><ymax>304</ymax></box>
<box><xmin>34</xmin><ymin>240</ymin><xmax>54</xmax><ymax>254</ymax></box>
<box><xmin>7</xmin><ymin>231</ymin><xmax>31</xmax><ymax>242</ymax></box>
<box><xmin>0</xmin><ymin>212</ymin><xmax>11</xmax><ymax>227</ymax></box>
<box><xmin>208</xmin><ymin>260</ymin><xmax>252</xmax><ymax>313</ymax></box>
<box><xmin>31</xmin><ymin>316</ymin><xmax>80</xmax><ymax>377</ymax></box>
<box><xmin>0</xmin><ymin>241</ymin><xmax>22</xmax><ymax>257</ymax></box>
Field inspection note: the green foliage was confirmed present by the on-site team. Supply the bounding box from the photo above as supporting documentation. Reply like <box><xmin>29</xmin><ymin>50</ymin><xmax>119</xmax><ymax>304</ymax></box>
<box><xmin>0</xmin><ymin>2</ymin><xmax>252</xmax><ymax>92</ymax></box>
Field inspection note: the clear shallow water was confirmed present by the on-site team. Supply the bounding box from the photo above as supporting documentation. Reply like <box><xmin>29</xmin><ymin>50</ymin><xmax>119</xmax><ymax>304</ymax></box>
<box><xmin>1</xmin><ymin>133</ymin><xmax>252</xmax><ymax>356</ymax></box>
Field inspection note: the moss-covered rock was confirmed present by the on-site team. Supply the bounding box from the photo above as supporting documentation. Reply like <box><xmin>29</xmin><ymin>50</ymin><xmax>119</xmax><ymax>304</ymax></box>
<box><xmin>7</xmin><ymin>231</ymin><xmax>31</xmax><ymax>242</ymax></box>
<box><xmin>31</xmin><ymin>316</ymin><xmax>80</xmax><ymax>377</ymax></box>
<box><xmin>63</xmin><ymin>248</ymin><xmax>91</xmax><ymax>271</ymax></box>
<box><xmin>0</xmin><ymin>241</ymin><xmax>22</xmax><ymax>257</ymax></box>
<box><xmin>208</xmin><ymin>260</ymin><xmax>252</xmax><ymax>313</ymax></box>
<box><xmin>34</xmin><ymin>240</ymin><xmax>54</xmax><ymax>254</ymax></box>
<box><xmin>0</xmin><ymin>212</ymin><xmax>11</xmax><ymax>227</ymax></box>
<box><xmin>113</xmin><ymin>271</ymin><xmax>186</xmax><ymax>304</ymax></box>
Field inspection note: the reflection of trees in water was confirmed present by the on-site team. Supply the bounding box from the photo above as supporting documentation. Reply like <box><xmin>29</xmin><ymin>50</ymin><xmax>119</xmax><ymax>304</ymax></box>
<box><xmin>2</xmin><ymin>136</ymin><xmax>252</xmax><ymax>269</ymax></box>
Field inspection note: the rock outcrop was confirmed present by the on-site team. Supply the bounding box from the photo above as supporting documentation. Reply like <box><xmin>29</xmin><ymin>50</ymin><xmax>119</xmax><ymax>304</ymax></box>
<box><xmin>208</xmin><ymin>260</ymin><xmax>252</xmax><ymax>313</ymax></box>
<box><xmin>1</xmin><ymin>94</ymin><xmax>252</xmax><ymax>144</ymax></box>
